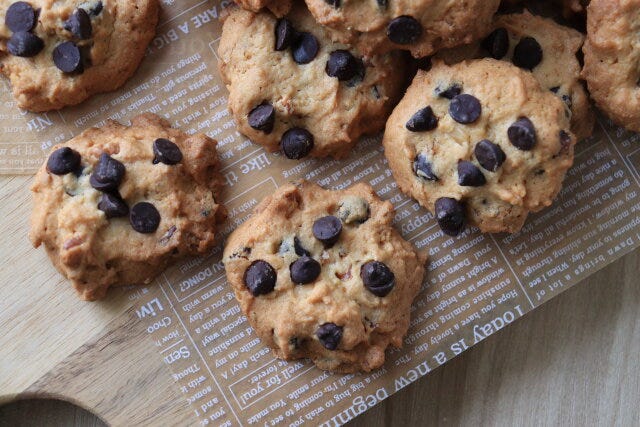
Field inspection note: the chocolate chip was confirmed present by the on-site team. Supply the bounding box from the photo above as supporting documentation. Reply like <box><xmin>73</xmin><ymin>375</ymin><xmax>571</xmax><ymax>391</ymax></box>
<box><xmin>292</xmin><ymin>32</ymin><xmax>319</xmax><ymax>64</ymax></box>
<box><xmin>294</xmin><ymin>236</ymin><xmax>310</xmax><ymax>257</ymax></box>
<box><xmin>508</xmin><ymin>117</ymin><xmax>536</xmax><ymax>150</ymax></box>
<box><xmin>387</xmin><ymin>16</ymin><xmax>422</xmax><ymax>45</ymax></box>
<box><xmin>53</xmin><ymin>41</ymin><xmax>83</xmax><ymax>73</ymax></box>
<box><xmin>47</xmin><ymin>147</ymin><xmax>81</xmax><ymax>175</ymax></box>
<box><xmin>436</xmin><ymin>84</ymin><xmax>462</xmax><ymax>100</ymax></box>
<box><xmin>435</xmin><ymin>197</ymin><xmax>466</xmax><ymax>236</ymax></box>
<box><xmin>449</xmin><ymin>94</ymin><xmax>481</xmax><ymax>124</ymax></box>
<box><xmin>550</xmin><ymin>86</ymin><xmax>560</xmax><ymax>94</ymax></box>
<box><xmin>90</xmin><ymin>153</ymin><xmax>125</xmax><ymax>192</ymax></box>
<box><xmin>326</xmin><ymin>50</ymin><xmax>360</xmax><ymax>81</ymax></box>
<box><xmin>7</xmin><ymin>31</ymin><xmax>43</xmax><ymax>57</ymax></box>
<box><xmin>360</xmin><ymin>260</ymin><xmax>395</xmax><ymax>297</ymax></box>
<box><xmin>290</xmin><ymin>256</ymin><xmax>321</xmax><ymax>284</ymax></box>
<box><xmin>458</xmin><ymin>161</ymin><xmax>486</xmax><ymax>186</ymax></box>
<box><xmin>406</xmin><ymin>106</ymin><xmax>438</xmax><ymax>132</ymax></box>
<box><xmin>316</xmin><ymin>323</ymin><xmax>342</xmax><ymax>350</ymax></box>
<box><xmin>559</xmin><ymin>130</ymin><xmax>572</xmax><ymax>153</ymax></box>
<box><xmin>90</xmin><ymin>1</ymin><xmax>103</xmax><ymax>15</ymax></box>
<box><xmin>415</xmin><ymin>56</ymin><xmax>431</xmax><ymax>71</ymax></box>
<box><xmin>512</xmin><ymin>37</ymin><xmax>542</xmax><ymax>70</ymax></box>
<box><xmin>244</xmin><ymin>260</ymin><xmax>277</xmax><ymax>296</ymax></box>
<box><xmin>153</xmin><ymin>138</ymin><xmax>183</xmax><ymax>165</ymax></box>
<box><xmin>482</xmin><ymin>28</ymin><xmax>509</xmax><ymax>60</ymax></box>
<box><xmin>413</xmin><ymin>153</ymin><xmax>438</xmax><ymax>181</ymax></box>
<box><xmin>5</xmin><ymin>2</ymin><xmax>37</xmax><ymax>32</ymax></box>
<box><xmin>312</xmin><ymin>215</ymin><xmax>342</xmax><ymax>247</ymax></box>
<box><xmin>324</xmin><ymin>0</ymin><xmax>340</xmax><ymax>7</ymax></box>
<box><xmin>129</xmin><ymin>202</ymin><xmax>161</xmax><ymax>233</ymax></box>
<box><xmin>98</xmin><ymin>193</ymin><xmax>129</xmax><ymax>218</ymax></box>
<box><xmin>275</xmin><ymin>18</ymin><xmax>295</xmax><ymax>51</ymax></box>
<box><xmin>248</xmin><ymin>103</ymin><xmax>275</xmax><ymax>133</ymax></box>
<box><xmin>281</xmin><ymin>128</ymin><xmax>314</xmax><ymax>159</ymax></box>
<box><xmin>474</xmin><ymin>140</ymin><xmax>506</xmax><ymax>172</ymax></box>
<box><xmin>64</xmin><ymin>8</ymin><xmax>92</xmax><ymax>39</ymax></box>
<box><xmin>376</xmin><ymin>0</ymin><xmax>388</xmax><ymax>8</ymax></box>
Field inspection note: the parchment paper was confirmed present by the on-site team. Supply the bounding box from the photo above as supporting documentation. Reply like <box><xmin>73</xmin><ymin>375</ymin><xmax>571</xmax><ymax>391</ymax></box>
<box><xmin>2</xmin><ymin>1</ymin><xmax>639</xmax><ymax>425</ymax></box>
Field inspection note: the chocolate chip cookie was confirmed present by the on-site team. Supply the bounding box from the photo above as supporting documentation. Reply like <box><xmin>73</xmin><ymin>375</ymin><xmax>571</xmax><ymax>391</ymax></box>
<box><xmin>582</xmin><ymin>0</ymin><xmax>640</xmax><ymax>132</ymax></box>
<box><xmin>218</xmin><ymin>4</ymin><xmax>405</xmax><ymax>160</ymax></box>
<box><xmin>30</xmin><ymin>113</ymin><xmax>225</xmax><ymax>300</ymax></box>
<box><xmin>303</xmin><ymin>0</ymin><xmax>501</xmax><ymax>58</ymax></box>
<box><xmin>383</xmin><ymin>59</ymin><xmax>576</xmax><ymax>235</ymax></box>
<box><xmin>0</xmin><ymin>0</ymin><xmax>158</xmax><ymax>111</ymax></box>
<box><xmin>436</xmin><ymin>10</ymin><xmax>594</xmax><ymax>141</ymax></box>
<box><xmin>222</xmin><ymin>181</ymin><xmax>427</xmax><ymax>372</ymax></box>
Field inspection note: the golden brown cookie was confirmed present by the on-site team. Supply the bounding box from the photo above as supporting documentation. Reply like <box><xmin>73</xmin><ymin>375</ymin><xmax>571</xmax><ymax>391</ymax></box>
<box><xmin>582</xmin><ymin>0</ymin><xmax>640</xmax><ymax>132</ymax></box>
<box><xmin>30</xmin><ymin>113</ymin><xmax>225</xmax><ymax>300</ymax></box>
<box><xmin>218</xmin><ymin>4</ymin><xmax>405</xmax><ymax>160</ymax></box>
<box><xmin>0</xmin><ymin>0</ymin><xmax>158</xmax><ymax>111</ymax></box>
<box><xmin>304</xmin><ymin>0</ymin><xmax>501</xmax><ymax>58</ymax></box>
<box><xmin>383</xmin><ymin>59</ymin><xmax>576</xmax><ymax>235</ymax></box>
<box><xmin>222</xmin><ymin>181</ymin><xmax>427</xmax><ymax>373</ymax></box>
<box><xmin>436</xmin><ymin>10</ymin><xmax>594</xmax><ymax>140</ymax></box>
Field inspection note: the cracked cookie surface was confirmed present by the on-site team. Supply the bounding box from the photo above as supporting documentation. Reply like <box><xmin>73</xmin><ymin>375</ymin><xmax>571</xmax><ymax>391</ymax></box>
<box><xmin>218</xmin><ymin>4</ymin><xmax>405</xmax><ymax>160</ymax></box>
<box><xmin>30</xmin><ymin>113</ymin><xmax>225</xmax><ymax>300</ymax></box>
<box><xmin>222</xmin><ymin>181</ymin><xmax>426</xmax><ymax>372</ymax></box>
<box><xmin>0</xmin><ymin>0</ymin><xmax>158</xmax><ymax>111</ymax></box>
<box><xmin>383</xmin><ymin>59</ymin><xmax>576</xmax><ymax>235</ymax></box>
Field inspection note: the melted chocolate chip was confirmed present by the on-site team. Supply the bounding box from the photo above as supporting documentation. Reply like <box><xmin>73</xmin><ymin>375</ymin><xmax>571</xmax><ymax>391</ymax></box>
<box><xmin>90</xmin><ymin>153</ymin><xmax>125</xmax><ymax>192</ymax></box>
<box><xmin>316</xmin><ymin>323</ymin><xmax>342</xmax><ymax>350</ymax></box>
<box><xmin>312</xmin><ymin>215</ymin><xmax>342</xmax><ymax>247</ymax></box>
<box><xmin>64</xmin><ymin>8</ymin><xmax>92</xmax><ymax>39</ymax></box>
<box><xmin>244</xmin><ymin>260</ymin><xmax>277</xmax><ymax>296</ymax></box>
<box><xmin>281</xmin><ymin>128</ymin><xmax>314</xmax><ymax>159</ymax></box>
<box><xmin>5</xmin><ymin>2</ymin><xmax>37</xmax><ymax>32</ymax></box>
<box><xmin>513</xmin><ymin>37</ymin><xmax>543</xmax><ymax>70</ymax></box>
<box><xmin>360</xmin><ymin>261</ymin><xmax>395</xmax><ymax>297</ymax></box>
<box><xmin>248</xmin><ymin>103</ymin><xmax>275</xmax><ymax>133</ymax></box>
<box><xmin>129</xmin><ymin>202</ymin><xmax>161</xmax><ymax>233</ymax></box>
<box><xmin>436</xmin><ymin>83</ymin><xmax>462</xmax><ymax>100</ymax></box>
<box><xmin>326</xmin><ymin>50</ymin><xmax>361</xmax><ymax>81</ymax></box>
<box><xmin>508</xmin><ymin>117</ymin><xmax>536</xmax><ymax>150</ymax></box>
<box><xmin>435</xmin><ymin>197</ymin><xmax>466</xmax><ymax>237</ymax></box>
<box><xmin>292</xmin><ymin>32</ymin><xmax>319</xmax><ymax>64</ymax></box>
<box><xmin>474</xmin><ymin>139</ymin><xmax>506</xmax><ymax>172</ymax></box>
<box><xmin>153</xmin><ymin>138</ymin><xmax>183</xmax><ymax>165</ymax></box>
<box><xmin>449</xmin><ymin>94</ymin><xmax>482</xmax><ymax>124</ymax></box>
<box><xmin>387</xmin><ymin>16</ymin><xmax>422</xmax><ymax>45</ymax></box>
<box><xmin>294</xmin><ymin>236</ymin><xmax>310</xmax><ymax>257</ymax></box>
<box><xmin>376</xmin><ymin>0</ymin><xmax>388</xmax><ymax>8</ymax></box>
<box><xmin>98</xmin><ymin>192</ymin><xmax>129</xmax><ymax>218</ymax></box>
<box><xmin>290</xmin><ymin>256</ymin><xmax>321</xmax><ymax>284</ymax></box>
<box><xmin>458</xmin><ymin>161</ymin><xmax>486</xmax><ymax>186</ymax></box>
<box><xmin>413</xmin><ymin>153</ymin><xmax>438</xmax><ymax>181</ymax></box>
<box><xmin>275</xmin><ymin>18</ymin><xmax>295</xmax><ymax>51</ymax></box>
<box><xmin>53</xmin><ymin>41</ymin><xmax>83</xmax><ymax>73</ymax></box>
<box><xmin>406</xmin><ymin>106</ymin><xmax>438</xmax><ymax>132</ymax></box>
<box><xmin>324</xmin><ymin>0</ymin><xmax>340</xmax><ymax>7</ymax></box>
<box><xmin>482</xmin><ymin>28</ymin><xmax>509</xmax><ymax>60</ymax></box>
<box><xmin>7</xmin><ymin>31</ymin><xmax>43</xmax><ymax>57</ymax></box>
<box><xmin>47</xmin><ymin>147</ymin><xmax>81</xmax><ymax>175</ymax></box>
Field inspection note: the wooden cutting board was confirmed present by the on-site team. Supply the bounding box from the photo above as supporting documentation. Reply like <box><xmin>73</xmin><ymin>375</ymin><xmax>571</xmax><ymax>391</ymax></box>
<box><xmin>0</xmin><ymin>175</ymin><xmax>196</xmax><ymax>425</ymax></box>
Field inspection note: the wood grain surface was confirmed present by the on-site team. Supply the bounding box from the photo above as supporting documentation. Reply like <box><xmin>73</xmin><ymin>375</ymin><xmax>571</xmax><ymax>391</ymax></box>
<box><xmin>1</xmin><ymin>249</ymin><xmax>638</xmax><ymax>425</ymax></box>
